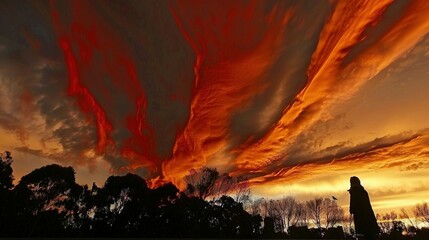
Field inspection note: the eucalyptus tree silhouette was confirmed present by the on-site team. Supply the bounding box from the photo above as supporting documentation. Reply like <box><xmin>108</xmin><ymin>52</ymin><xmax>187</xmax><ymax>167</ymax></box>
<box><xmin>88</xmin><ymin>173</ymin><xmax>151</xmax><ymax>237</ymax></box>
<box><xmin>184</xmin><ymin>167</ymin><xmax>219</xmax><ymax>199</ymax></box>
<box><xmin>0</xmin><ymin>151</ymin><xmax>13</xmax><ymax>190</ymax></box>
<box><xmin>0</xmin><ymin>151</ymin><xmax>14</xmax><ymax>237</ymax></box>
<box><xmin>11</xmin><ymin>164</ymin><xmax>82</xmax><ymax>237</ymax></box>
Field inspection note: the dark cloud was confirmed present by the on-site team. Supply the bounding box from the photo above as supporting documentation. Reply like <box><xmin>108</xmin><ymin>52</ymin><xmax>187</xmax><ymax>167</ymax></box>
<box><xmin>87</xmin><ymin>0</ymin><xmax>196</xmax><ymax>159</ymax></box>
<box><xmin>14</xmin><ymin>146</ymin><xmax>45</xmax><ymax>158</ymax></box>
<box><xmin>229</xmin><ymin>0</ymin><xmax>332</xmax><ymax>148</ymax></box>
<box><xmin>0</xmin><ymin>0</ymin><xmax>195</xmax><ymax>173</ymax></box>
<box><xmin>245</xmin><ymin>132</ymin><xmax>423</xmax><ymax>184</ymax></box>
<box><xmin>0</xmin><ymin>109</ymin><xmax>27</xmax><ymax>144</ymax></box>
<box><xmin>297</xmin><ymin>132</ymin><xmax>420</xmax><ymax>165</ymax></box>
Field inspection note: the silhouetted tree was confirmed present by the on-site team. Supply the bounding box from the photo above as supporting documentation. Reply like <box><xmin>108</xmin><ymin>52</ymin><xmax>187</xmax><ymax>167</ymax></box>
<box><xmin>377</xmin><ymin>211</ymin><xmax>398</xmax><ymax>234</ymax></box>
<box><xmin>0</xmin><ymin>151</ymin><xmax>13</xmax><ymax>190</ymax></box>
<box><xmin>163</xmin><ymin>194</ymin><xmax>237</xmax><ymax>238</ymax></box>
<box><xmin>276</xmin><ymin>196</ymin><xmax>299</xmax><ymax>233</ymax></box>
<box><xmin>413</xmin><ymin>202</ymin><xmax>429</xmax><ymax>226</ymax></box>
<box><xmin>231</xmin><ymin>176</ymin><xmax>251</xmax><ymax>204</ymax></box>
<box><xmin>246</xmin><ymin>197</ymin><xmax>264</xmax><ymax>216</ymax></box>
<box><xmin>216</xmin><ymin>195</ymin><xmax>253</xmax><ymax>237</ymax></box>
<box><xmin>183</xmin><ymin>167</ymin><xmax>250</xmax><ymax>204</ymax></box>
<box><xmin>306</xmin><ymin>197</ymin><xmax>323</xmax><ymax>228</ymax></box>
<box><xmin>400</xmin><ymin>207</ymin><xmax>417</xmax><ymax>230</ymax></box>
<box><xmin>184</xmin><ymin>167</ymin><xmax>219</xmax><ymax>200</ymax></box>
<box><xmin>161</xmin><ymin>195</ymin><xmax>207</xmax><ymax>237</ymax></box>
<box><xmin>237</xmin><ymin>210</ymin><xmax>253</xmax><ymax>237</ymax></box>
<box><xmin>264</xmin><ymin>199</ymin><xmax>284</xmax><ymax>232</ymax></box>
<box><xmin>11</xmin><ymin>164</ymin><xmax>82</xmax><ymax>237</ymax></box>
<box><xmin>153</xmin><ymin>182</ymin><xmax>179</xmax><ymax>204</ymax></box>
<box><xmin>66</xmin><ymin>183</ymin><xmax>92</xmax><ymax>235</ymax></box>
<box><xmin>293</xmin><ymin>202</ymin><xmax>308</xmax><ymax>227</ymax></box>
<box><xmin>14</xmin><ymin>164</ymin><xmax>81</xmax><ymax>213</ymax></box>
<box><xmin>210</xmin><ymin>172</ymin><xmax>234</xmax><ymax>200</ymax></box>
<box><xmin>322</xmin><ymin>197</ymin><xmax>345</xmax><ymax>228</ymax></box>
<box><xmin>377</xmin><ymin>217</ymin><xmax>406</xmax><ymax>240</ymax></box>
<box><xmin>252</xmin><ymin>214</ymin><xmax>263</xmax><ymax>235</ymax></box>
<box><xmin>0</xmin><ymin>151</ymin><xmax>14</xmax><ymax>237</ymax></box>
<box><xmin>88</xmin><ymin>173</ymin><xmax>152</xmax><ymax>237</ymax></box>
<box><xmin>343</xmin><ymin>213</ymin><xmax>354</xmax><ymax>236</ymax></box>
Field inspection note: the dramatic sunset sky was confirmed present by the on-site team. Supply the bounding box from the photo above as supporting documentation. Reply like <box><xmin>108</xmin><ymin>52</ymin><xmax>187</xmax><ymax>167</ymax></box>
<box><xmin>1</xmin><ymin>0</ymin><xmax>429</xmax><ymax>214</ymax></box>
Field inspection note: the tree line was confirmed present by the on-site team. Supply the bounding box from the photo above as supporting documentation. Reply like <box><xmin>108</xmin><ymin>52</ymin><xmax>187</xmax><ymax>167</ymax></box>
<box><xmin>1</xmin><ymin>151</ymin><xmax>428</xmax><ymax>239</ymax></box>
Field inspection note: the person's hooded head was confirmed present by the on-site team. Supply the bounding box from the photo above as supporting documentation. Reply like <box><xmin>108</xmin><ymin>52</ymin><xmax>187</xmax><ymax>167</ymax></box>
<box><xmin>350</xmin><ymin>176</ymin><xmax>361</xmax><ymax>188</ymax></box>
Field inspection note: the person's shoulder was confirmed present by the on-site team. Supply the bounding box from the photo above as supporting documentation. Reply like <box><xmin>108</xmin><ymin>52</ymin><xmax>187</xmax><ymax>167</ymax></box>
<box><xmin>351</xmin><ymin>185</ymin><xmax>366</xmax><ymax>193</ymax></box>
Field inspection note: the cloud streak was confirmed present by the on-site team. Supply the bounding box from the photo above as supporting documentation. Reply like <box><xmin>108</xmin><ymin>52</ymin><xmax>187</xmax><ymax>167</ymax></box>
<box><xmin>247</xmin><ymin>130</ymin><xmax>429</xmax><ymax>187</ymax></box>
<box><xmin>233</xmin><ymin>0</ymin><xmax>429</xmax><ymax>175</ymax></box>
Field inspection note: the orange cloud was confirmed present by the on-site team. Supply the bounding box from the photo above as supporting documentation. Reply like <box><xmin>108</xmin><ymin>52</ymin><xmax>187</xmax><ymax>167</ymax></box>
<box><xmin>246</xmin><ymin>130</ymin><xmax>429</xmax><ymax>187</ymax></box>
<box><xmin>162</xmin><ymin>0</ymin><xmax>293</xmax><ymax>188</ymax></box>
<box><xmin>232</xmin><ymin>0</ymin><xmax>429</xmax><ymax>176</ymax></box>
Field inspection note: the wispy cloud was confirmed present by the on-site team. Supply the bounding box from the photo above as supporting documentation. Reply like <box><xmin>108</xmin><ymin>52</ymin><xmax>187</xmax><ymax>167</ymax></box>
<box><xmin>246</xmin><ymin>130</ymin><xmax>429</xmax><ymax>187</ymax></box>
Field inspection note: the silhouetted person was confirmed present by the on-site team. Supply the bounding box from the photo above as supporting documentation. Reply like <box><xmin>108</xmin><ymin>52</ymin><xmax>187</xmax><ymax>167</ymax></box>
<box><xmin>348</xmin><ymin>176</ymin><xmax>379</xmax><ymax>240</ymax></box>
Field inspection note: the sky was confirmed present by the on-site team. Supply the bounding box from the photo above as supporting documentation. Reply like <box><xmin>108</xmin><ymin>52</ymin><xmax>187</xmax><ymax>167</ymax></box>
<box><xmin>1</xmin><ymin>0</ymin><xmax>429</xmax><ymax>214</ymax></box>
